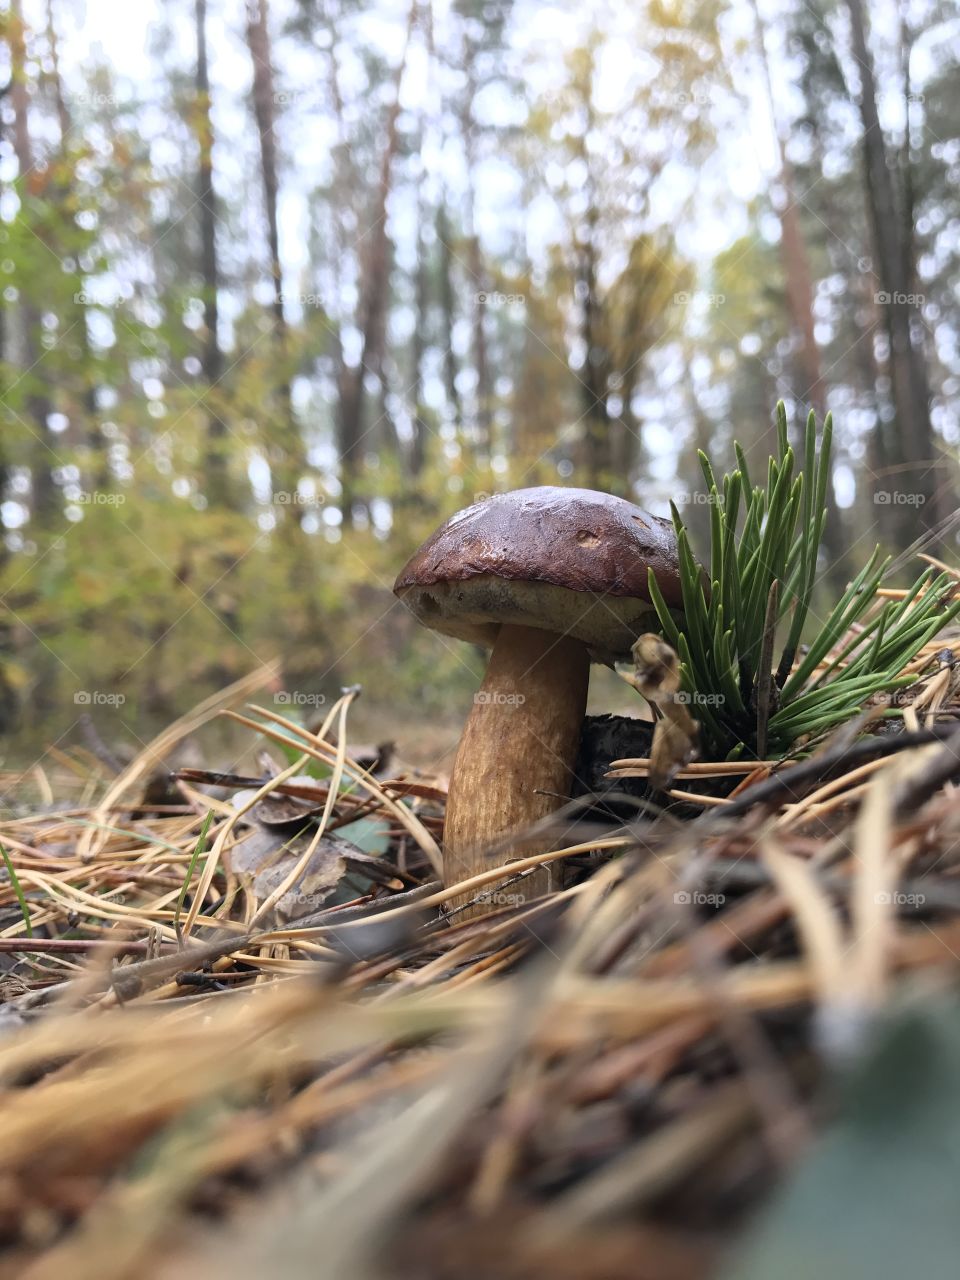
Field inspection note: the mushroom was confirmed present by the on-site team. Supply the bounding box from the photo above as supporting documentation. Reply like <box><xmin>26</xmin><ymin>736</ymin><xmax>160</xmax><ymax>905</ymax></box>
<box><xmin>394</xmin><ymin>487</ymin><xmax>682</xmax><ymax>915</ymax></box>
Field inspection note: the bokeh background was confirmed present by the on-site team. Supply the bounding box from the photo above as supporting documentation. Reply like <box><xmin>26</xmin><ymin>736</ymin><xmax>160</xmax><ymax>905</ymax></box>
<box><xmin>1</xmin><ymin>0</ymin><xmax>958</xmax><ymax>763</ymax></box>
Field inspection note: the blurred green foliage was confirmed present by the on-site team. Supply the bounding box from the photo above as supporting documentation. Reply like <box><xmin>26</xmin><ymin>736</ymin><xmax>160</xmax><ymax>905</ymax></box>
<box><xmin>1</xmin><ymin>0</ymin><xmax>958</xmax><ymax>757</ymax></box>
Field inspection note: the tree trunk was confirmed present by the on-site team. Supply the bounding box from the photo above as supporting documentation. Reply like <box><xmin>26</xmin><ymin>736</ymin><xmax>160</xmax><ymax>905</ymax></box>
<box><xmin>42</xmin><ymin>0</ymin><xmax>69</xmax><ymax>146</ymax></box>
<box><xmin>8</xmin><ymin>0</ymin><xmax>57</xmax><ymax>524</ymax></box>
<box><xmin>469</xmin><ymin>231</ymin><xmax>491</xmax><ymax>456</ymax></box>
<box><xmin>682</xmin><ymin>380</ymin><xmax>716</xmax><ymax>550</ymax></box>
<box><xmin>578</xmin><ymin>207</ymin><xmax>612</xmax><ymax>491</ymax></box>
<box><xmin>750</xmin><ymin>0</ymin><xmax>824</xmax><ymax>417</ymax></box>
<box><xmin>845</xmin><ymin>0</ymin><xmax>950</xmax><ymax>545</ymax></box>
<box><xmin>459</xmin><ymin>94</ymin><xmax>491</xmax><ymax>458</ymax></box>
<box><xmin>436</xmin><ymin>205</ymin><xmax>462</xmax><ymax>430</ymax></box>
<box><xmin>245</xmin><ymin>0</ymin><xmax>302</xmax><ymax>500</ymax></box>
<box><xmin>750</xmin><ymin>0</ymin><xmax>847</xmax><ymax>575</ymax></box>
<box><xmin>195</xmin><ymin>0</ymin><xmax>227</xmax><ymax>507</ymax></box>
<box><xmin>337</xmin><ymin>0</ymin><xmax>416</xmax><ymax>527</ymax></box>
<box><xmin>410</xmin><ymin>205</ymin><xmax>429</xmax><ymax>480</ymax></box>
<box><xmin>45</xmin><ymin>0</ymin><xmax>101</xmax><ymax>468</ymax></box>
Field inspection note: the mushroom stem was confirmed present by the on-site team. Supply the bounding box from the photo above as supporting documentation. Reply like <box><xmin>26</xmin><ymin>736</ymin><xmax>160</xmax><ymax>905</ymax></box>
<box><xmin>443</xmin><ymin>623</ymin><xmax>590</xmax><ymax>917</ymax></box>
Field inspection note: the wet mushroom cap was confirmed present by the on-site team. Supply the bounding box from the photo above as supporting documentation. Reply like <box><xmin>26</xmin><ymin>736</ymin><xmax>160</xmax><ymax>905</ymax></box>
<box><xmin>394</xmin><ymin>486</ymin><xmax>682</xmax><ymax>663</ymax></box>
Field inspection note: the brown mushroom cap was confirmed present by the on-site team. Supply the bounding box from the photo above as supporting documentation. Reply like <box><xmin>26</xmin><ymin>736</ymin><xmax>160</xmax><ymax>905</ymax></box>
<box><xmin>394</xmin><ymin>487</ymin><xmax>682</xmax><ymax>663</ymax></box>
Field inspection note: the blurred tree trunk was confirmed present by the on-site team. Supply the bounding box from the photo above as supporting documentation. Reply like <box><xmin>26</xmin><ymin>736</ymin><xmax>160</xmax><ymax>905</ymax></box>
<box><xmin>613</xmin><ymin>288</ymin><xmax>645</xmax><ymax>488</ymax></box>
<box><xmin>42</xmin><ymin>0</ymin><xmax>69</xmax><ymax>144</ymax></box>
<box><xmin>0</xmin><ymin>173</ymin><xmax>12</xmax><ymax>726</ymax></box>
<box><xmin>0</xmin><ymin>41</ymin><xmax>8</xmax><ymax>410</ymax></box>
<box><xmin>896</xmin><ymin>9</ymin><xmax>917</xmax><ymax>306</ymax></box>
<box><xmin>681</xmin><ymin>381</ymin><xmax>716</xmax><ymax>550</ymax></box>
<box><xmin>245</xmin><ymin>0</ymin><xmax>303</xmax><ymax>500</ymax></box>
<box><xmin>195</xmin><ymin>0</ymin><xmax>228</xmax><ymax>508</ymax></box>
<box><xmin>570</xmin><ymin>62</ymin><xmax>617</xmax><ymax>495</ymax></box>
<box><xmin>337</xmin><ymin>0</ymin><xmax>415</xmax><ymax>527</ymax></box>
<box><xmin>460</xmin><ymin>98</ymin><xmax>491</xmax><ymax>457</ymax></box>
<box><xmin>749</xmin><ymin>0</ymin><xmax>824</xmax><ymax>416</ymax></box>
<box><xmin>749</xmin><ymin>0</ymin><xmax>846</xmax><ymax>577</ymax></box>
<box><xmin>45</xmin><ymin>0</ymin><xmax>105</xmax><ymax>488</ymax></box>
<box><xmin>373</xmin><ymin>319</ymin><xmax>402</xmax><ymax>463</ymax></box>
<box><xmin>845</xmin><ymin>0</ymin><xmax>951</xmax><ymax>545</ymax></box>
<box><xmin>316</xmin><ymin>12</ymin><xmax>352</xmax><ymax>510</ymax></box>
<box><xmin>469</xmin><ymin>227</ymin><xmax>491</xmax><ymax>456</ymax></box>
<box><xmin>0</xmin><ymin>431</ymin><xmax>13</xmax><ymax>729</ymax></box>
<box><xmin>578</xmin><ymin>202</ymin><xmax>614</xmax><ymax>493</ymax></box>
<box><xmin>246</xmin><ymin>0</ymin><xmax>319</xmax><ymax>668</ymax></box>
<box><xmin>436</xmin><ymin>205</ymin><xmax>462</xmax><ymax>429</ymax></box>
<box><xmin>0</xmin><ymin>34</ymin><xmax>8</xmax><ymax>537</ymax></box>
<box><xmin>408</xmin><ymin>0</ymin><xmax>435</xmax><ymax>484</ymax></box>
<box><xmin>246</xmin><ymin>0</ymin><xmax>285</xmax><ymax>364</ymax></box>
<box><xmin>410</xmin><ymin>206</ymin><xmax>429</xmax><ymax>480</ymax></box>
<box><xmin>607</xmin><ymin>236</ymin><xmax>683</xmax><ymax>493</ymax></box>
<box><xmin>8</xmin><ymin>0</ymin><xmax>57</xmax><ymax>525</ymax></box>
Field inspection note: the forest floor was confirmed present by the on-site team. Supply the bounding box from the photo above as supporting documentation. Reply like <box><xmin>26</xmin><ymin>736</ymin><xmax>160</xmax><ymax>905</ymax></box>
<box><xmin>0</xmin><ymin>648</ymin><xmax>959</xmax><ymax>1279</ymax></box>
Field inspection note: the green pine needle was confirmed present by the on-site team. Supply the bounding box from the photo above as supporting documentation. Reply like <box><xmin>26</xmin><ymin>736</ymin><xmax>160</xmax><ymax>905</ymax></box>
<box><xmin>1</xmin><ymin>840</ymin><xmax>33</xmax><ymax>937</ymax></box>
<box><xmin>648</xmin><ymin>403</ymin><xmax>960</xmax><ymax>759</ymax></box>
<box><xmin>175</xmin><ymin>810</ymin><xmax>214</xmax><ymax>938</ymax></box>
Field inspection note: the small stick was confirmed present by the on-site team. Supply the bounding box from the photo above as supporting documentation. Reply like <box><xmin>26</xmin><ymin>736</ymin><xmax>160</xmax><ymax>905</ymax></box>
<box><xmin>0</xmin><ymin>938</ymin><xmax>157</xmax><ymax>955</ymax></box>
<box><xmin>607</xmin><ymin>759</ymin><xmax>775</xmax><ymax>777</ymax></box>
